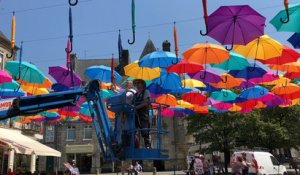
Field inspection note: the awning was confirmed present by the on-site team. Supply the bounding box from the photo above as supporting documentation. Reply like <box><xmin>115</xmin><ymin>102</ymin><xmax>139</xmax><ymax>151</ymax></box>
<box><xmin>0</xmin><ymin>128</ymin><xmax>61</xmax><ymax>157</ymax></box>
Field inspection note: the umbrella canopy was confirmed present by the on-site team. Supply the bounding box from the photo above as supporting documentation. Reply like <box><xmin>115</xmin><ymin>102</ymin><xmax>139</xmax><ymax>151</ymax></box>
<box><xmin>5</xmin><ymin>61</ymin><xmax>46</xmax><ymax>84</ymax></box>
<box><xmin>270</xmin><ymin>3</ymin><xmax>300</xmax><ymax>33</ymax></box>
<box><xmin>147</xmin><ymin>83</ymin><xmax>171</xmax><ymax>97</ymax></box>
<box><xmin>257</xmin><ymin>92</ymin><xmax>284</xmax><ymax>107</ymax></box>
<box><xmin>124</xmin><ymin>60</ymin><xmax>160</xmax><ymax>80</ymax></box>
<box><xmin>228</xmin><ymin>65</ymin><xmax>267</xmax><ymax>79</ymax></box>
<box><xmin>209</xmin><ymin>73</ymin><xmax>243</xmax><ymax>89</ymax></box>
<box><xmin>182</xmin><ymin>79</ymin><xmax>206</xmax><ymax>88</ymax></box>
<box><xmin>0</xmin><ymin>89</ymin><xmax>25</xmax><ymax>98</ymax></box>
<box><xmin>162</xmin><ymin>107</ymin><xmax>194</xmax><ymax>117</ymax></box>
<box><xmin>155</xmin><ymin>94</ymin><xmax>177</xmax><ymax>107</ymax></box>
<box><xmin>166</xmin><ymin>59</ymin><xmax>203</xmax><ymax>74</ymax></box>
<box><xmin>0</xmin><ymin>80</ymin><xmax>19</xmax><ymax>90</ymax></box>
<box><xmin>52</xmin><ymin>83</ymin><xmax>70</xmax><ymax>92</ymax></box>
<box><xmin>138</xmin><ymin>51</ymin><xmax>179</xmax><ymax>68</ymax></box>
<box><xmin>177</xmin><ymin>100</ymin><xmax>194</xmax><ymax>109</ymax></box>
<box><xmin>269</xmin><ymin>61</ymin><xmax>300</xmax><ymax>72</ymax></box>
<box><xmin>183</xmin><ymin>43</ymin><xmax>229</xmax><ymax>64</ymax></box>
<box><xmin>19</xmin><ymin>77</ymin><xmax>52</xmax><ymax>88</ymax></box>
<box><xmin>207</xmin><ymin>5</ymin><xmax>265</xmax><ymax>46</ymax></box>
<box><xmin>261</xmin><ymin>75</ymin><xmax>290</xmax><ymax>86</ymax></box>
<box><xmin>192</xmin><ymin>105</ymin><xmax>209</xmax><ymax>114</ymax></box>
<box><xmin>85</xmin><ymin>65</ymin><xmax>121</xmax><ymax>83</ymax></box>
<box><xmin>20</xmin><ymin>84</ymin><xmax>48</xmax><ymax>95</ymax></box>
<box><xmin>271</xmin><ymin>83</ymin><xmax>300</xmax><ymax>95</ymax></box>
<box><xmin>249</xmin><ymin>72</ymin><xmax>278</xmax><ymax>84</ymax></box>
<box><xmin>182</xmin><ymin>91</ymin><xmax>207</xmax><ymax>105</ymax></box>
<box><xmin>188</xmin><ymin>69</ymin><xmax>222</xmax><ymax>83</ymax></box>
<box><xmin>49</xmin><ymin>66</ymin><xmax>82</xmax><ymax>87</ymax></box>
<box><xmin>170</xmin><ymin>87</ymin><xmax>193</xmax><ymax>94</ymax></box>
<box><xmin>211</xmin><ymin>52</ymin><xmax>250</xmax><ymax>71</ymax></box>
<box><xmin>152</xmin><ymin>72</ymin><xmax>181</xmax><ymax>90</ymax></box>
<box><xmin>259</xmin><ymin>46</ymin><xmax>300</xmax><ymax>65</ymax></box>
<box><xmin>233</xmin><ymin>35</ymin><xmax>283</xmax><ymax>60</ymax></box>
<box><xmin>288</xmin><ymin>33</ymin><xmax>300</xmax><ymax>49</ymax></box>
<box><xmin>284</xmin><ymin>72</ymin><xmax>300</xmax><ymax>79</ymax></box>
<box><xmin>239</xmin><ymin>85</ymin><xmax>269</xmax><ymax>99</ymax></box>
<box><xmin>0</xmin><ymin>70</ymin><xmax>12</xmax><ymax>83</ymax></box>
<box><xmin>211</xmin><ymin>89</ymin><xmax>237</xmax><ymax>102</ymax></box>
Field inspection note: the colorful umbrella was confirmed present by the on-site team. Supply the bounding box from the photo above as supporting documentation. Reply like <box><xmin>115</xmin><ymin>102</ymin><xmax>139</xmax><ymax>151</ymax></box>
<box><xmin>211</xmin><ymin>89</ymin><xmax>237</xmax><ymax>102</ymax></box>
<box><xmin>192</xmin><ymin>105</ymin><xmax>209</xmax><ymax>114</ymax></box>
<box><xmin>284</xmin><ymin>72</ymin><xmax>300</xmax><ymax>79</ymax></box>
<box><xmin>0</xmin><ymin>70</ymin><xmax>12</xmax><ymax>83</ymax></box>
<box><xmin>49</xmin><ymin>66</ymin><xmax>82</xmax><ymax>87</ymax></box>
<box><xmin>209</xmin><ymin>73</ymin><xmax>243</xmax><ymax>89</ymax></box>
<box><xmin>228</xmin><ymin>65</ymin><xmax>267</xmax><ymax>80</ymax></box>
<box><xmin>177</xmin><ymin>100</ymin><xmax>194</xmax><ymax>109</ymax></box>
<box><xmin>20</xmin><ymin>84</ymin><xmax>48</xmax><ymax>95</ymax></box>
<box><xmin>249</xmin><ymin>72</ymin><xmax>278</xmax><ymax>84</ymax></box>
<box><xmin>0</xmin><ymin>80</ymin><xmax>19</xmax><ymax>90</ymax></box>
<box><xmin>170</xmin><ymin>87</ymin><xmax>193</xmax><ymax>94</ymax></box>
<box><xmin>262</xmin><ymin>75</ymin><xmax>290</xmax><ymax>86</ymax></box>
<box><xmin>52</xmin><ymin>83</ymin><xmax>70</xmax><ymax>92</ymax></box>
<box><xmin>270</xmin><ymin>3</ymin><xmax>300</xmax><ymax>32</ymax></box>
<box><xmin>0</xmin><ymin>89</ymin><xmax>25</xmax><ymax>98</ymax></box>
<box><xmin>155</xmin><ymin>94</ymin><xmax>177</xmax><ymax>107</ymax></box>
<box><xmin>183</xmin><ymin>43</ymin><xmax>229</xmax><ymax>64</ymax></box>
<box><xmin>257</xmin><ymin>92</ymin><xmax>284</xmax><ymax>107</ymax></box>
<box><xmin>181</xmin><ymin>79</ymin><xmax>206</xmax><ymax>88</ymax></box>
<box><xmin>233</xmin><ymin>35</ymin><xmax>283</xmax><ymax>60</ymax></box>
<box><xmin>239</xmin><ymin>85</ymin><xmax>269</xmax><ymax>99</ymax></box>
<box><xmin>211</xmin><ymin>52</ymin><xmax>250</xmax><ymax>71</ymax></box>
<box><xmin>19</xmin><ymin>77</ymin><xmax>52</xmax><ymax>88</ymax></box>
<box><xmin>271</xmin><ymin>83</ymin><xmax>300</xmax><ymax>95</ymax></box>
<box><xmin>138</xmin><ymin>51</ymin><xmax>179</xmax><ymax>68</ymax></box>
<box><xmin>128</xmin><ymin>0</ymin><xmax>136</xmax><ymax>44</ymax></box>
<box><xmin>206</xmin><ymin>5</ymin><xmax>265</xmax><ymax>50</ymax></box>
<box><xmin>152</xmin><ymin>72</ymin><xmax>181</xmax><ymax>90</ymax></box>
<box><xmin>166</xmin><ymin>59</ymin><xmax>203</xmax><ymax>74</ymax></box>
<box><xmin>188</xmin><ymin>69</ymin><xmax>222</xmax><ymax>83</ymax></box>
<box><xmin>269</xmin><ymin>61</ymin><xmax>300</xmax><ymax>72</ymax></box>
<box><xmin>182</xmin><ymin>91</ymin><xmax>207</xmax><ymax>105</ymax></box>
<box><xmin>162</xmin><ymin>107</ymin><xmax>194</xmax><ymax>117</ymax></box>
<box><xmin>259</xmin><ymin>46</ymin><xmax>300</xmax><ymax>65</ymax></box>
<box><xmin>124</xmin><ymin>60</ymin><xmax>160</xmax><ymax>80</ymax></box>
<box><xmin>5</xmin><ymin>61</ymin><xmax>46</xmax><ymax>84</ymax></box>
<box><xmin>85</xmin><ymin>65</ymin><xmax>121</xmax><ymax>83</ymax></box>
<box><xmin>287</xmin><ymin>33</ymin><xmax>300</xmax><ymax>49</ymax></box>
<box><xmin>147</xmin><ymin>83</ymin><xmax>171</xmax><ymax>97</ymax></box>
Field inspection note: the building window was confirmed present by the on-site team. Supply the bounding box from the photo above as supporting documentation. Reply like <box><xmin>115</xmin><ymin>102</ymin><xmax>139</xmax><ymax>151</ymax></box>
<box><xmin>45</xmin><ymin>125</ymin><xmax>54</xmax><ymax>142</ymax></box>
<box><xmin>67</xmin><ymin>126</ymin><xmax>76</xmax><ymax>141</ymax></box>
<box><xmin>83</xmin><ymin>125</ymin><xmax>92</xmax><ymax>140</ymax></box>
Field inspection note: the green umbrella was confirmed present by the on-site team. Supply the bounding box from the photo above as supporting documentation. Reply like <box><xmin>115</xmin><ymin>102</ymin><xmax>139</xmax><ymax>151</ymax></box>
<box><xmin>270</xmin><ymin>3</ymin><xmax>300</xmax><ymax>32</ymax></box>
<box><xmin>210</xmin><ymin>89</ymin><xmax>237</xmax><ymax>102</ymax></box>
<box><xmin>5</xmin><ymin>61</ymin><xmax>46</xmax><ymax>84</ymax></box>
<box><xmin>211</xmin><ymin>52</ymin><xmax>250</xmax><ymax>71</ymax></box>
<box><xmin>0</xmin><ymin>80</ymin><xmax>19</xmax><ymax>90</ymax></box>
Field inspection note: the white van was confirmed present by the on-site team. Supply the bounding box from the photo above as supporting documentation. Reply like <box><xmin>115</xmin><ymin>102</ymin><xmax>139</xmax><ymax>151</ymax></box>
<box><xmin>230</xmin><ymin>151</ymin><xmax>287</xmax><ymax>175</ymax></box>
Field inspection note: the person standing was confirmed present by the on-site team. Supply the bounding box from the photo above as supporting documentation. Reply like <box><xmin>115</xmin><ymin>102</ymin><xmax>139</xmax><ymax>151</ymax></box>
<box><xmin>194</xmin><ymin>153</ymin><xmax>204</xmax><ymax>175</ymax></box>
<box><xmin>132</xmin><ymin>79</ymin><xmax>151</xmax><ymax>148</ymax></box>
<box><xmin>231</xmin><ymin>156</ymin><xmax>243</xmax><ymax>175</ymax></box>
<box><xmin>134</xmin><ymin>161</ymin><xmax>143</xmax><ymax>175</ymax></box>
<box><xmin>200</xmin><ymin>155</ymin><xmax>210</xmax><ymax>175</ymax></box>
<box><xmin>241</xmin><ymin>152</ymin><xmax>251</xmax><ymax>175</ymax></box>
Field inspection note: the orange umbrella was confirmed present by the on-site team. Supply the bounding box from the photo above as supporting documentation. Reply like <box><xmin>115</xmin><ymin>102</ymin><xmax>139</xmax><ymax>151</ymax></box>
<box><xmin>155</xmin><ymin>94</ymin><xmax>177</xmax><ymax>107</ymax></box>
<box><xmin>261</xmin><ymin>75</ymin><xmax>290</xmax><ymax>86</ymax></box>
<box><xmin>209</xmin><ymin>73</ymin><xmax>243</xmax><ymax>88</ymax></box>
<box><xmin>192</xmin><ymin>105</ymin><xmax>209</xmax><ymax>114</ymax></box>
<box><xmin>269</xmin><ymin>61</ymin><xmax>300</xmax><ymax>72</ymax></box>
<box><xmin>254</xmin><ymin>101</ymin><xmax>266</xmax><ymax>109</ymax></box>
<box><xmin>20</xmin><ymin>84</ymin><xmax>48</xmax><ymax>95</ymax></box>
<box><xmin>228</xmin><ymin>103</ymin><xmax>242</xmax><ymax>112</ymax></box>
<box><xmin>183</xmin><ymin>42</ymin><xmax>229</xmax><ymax>64</ymax></box>
<box><xmin>19</xmin><ymin>77</ymin><xmax>52</xmax><ymax>88</ymax></box>
<box><xmin>271</xmin><ymin>83</ymin><xmax>300</xmax><ymax>95</ymax></box>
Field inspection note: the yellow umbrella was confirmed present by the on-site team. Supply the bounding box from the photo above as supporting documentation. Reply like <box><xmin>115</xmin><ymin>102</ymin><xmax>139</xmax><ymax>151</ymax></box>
<box><xmin>19</xmin><ymin>77</ymin><xmax>52</xmax><ymax>88</ymax></box>
<box><xmin>261</xmin><ymin>75</ymin><xmax>290</xmax><ymax>86</ymax></box>
<box><xmin>155</xmin><ymin>94</ymin><xmax>177</xmax><ymax>107</ymax></box>
<box><xmin>269</xmin><ymin>62</ymin><xmax>300</xmax><ymax>72</ymax></box>
<box><xmin>177</xmin><ymin>100</ymin><xmax>194</xmax><ymax>109</ymax></box>
<box><xmin>228</xmin><ymin>103</ymin><xmax>242</xmax><ymax>112</ymax></box>
<box><xmin>124</xmin><ymin>60</ymin><xmax>160</xmax><ymax>80</ymax></box>
<box><xmin>182</xmin><ymin>79</ymin><xmax>206</xmax><ymax>88</ymax></box>
<box><xmin>209</xmin><ymin>73</ymin><xmax>243</xmax><ymax>88</ymax></box>
<box><xmin>233</xmin><ymin>35</ymin><xmax>283</xmax><ymax>60</ymax></box>
<box><xmin>20</xmin><ymin>84</ymin><xmax>48</xmax><ymax>95</ymax></box>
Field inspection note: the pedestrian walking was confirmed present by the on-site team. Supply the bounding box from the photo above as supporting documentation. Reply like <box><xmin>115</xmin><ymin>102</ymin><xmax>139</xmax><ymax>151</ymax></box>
<box><xmin>193</xmin><ymin>153</ymin><xmax>204</xmax><ymax>175</ymax></box>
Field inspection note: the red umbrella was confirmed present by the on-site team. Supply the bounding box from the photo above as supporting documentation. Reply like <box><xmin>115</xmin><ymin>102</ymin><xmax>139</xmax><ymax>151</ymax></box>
<box><xmin>182</xmin><ymin>91</ymin><xmax>207</xmax><ymax>105</ymax></box>
<box><xmin>259</xmin><ymin>46</ymin><xmax>300</xmax><ymax>65</ymax></box>
<box><xmin>166</xmin><ymin>59</ymin><xmax>203</xmax><ymax>74</ymax></box>
<box><xmin>284</xmin><ymin>72</ymin><xmax>300</xmax><ymax>79</ymax></box>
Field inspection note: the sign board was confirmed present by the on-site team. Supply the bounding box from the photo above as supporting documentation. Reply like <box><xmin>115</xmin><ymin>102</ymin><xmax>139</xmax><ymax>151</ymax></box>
<box><xmin>0</xmin><ymin>98</ymin><xmax>14</xmax><ymax>111</ymax></box>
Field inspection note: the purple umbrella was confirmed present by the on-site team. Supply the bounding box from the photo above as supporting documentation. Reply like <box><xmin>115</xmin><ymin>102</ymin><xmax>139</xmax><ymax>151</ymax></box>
<box><xmin>207</xmin><ymin>5</ymin><xmax>266</xmax><ymax>50</ymax></box>
<box><xmin>48</xmin><ymin>66</ymin><xmax>82</xmax><ymax>87</ymax></box>
<box><xmin>188</xmin><ymin>70</ymin><xmax>222</xmax><ymax>83</ymax></box>
<box><xmin>257</xmin><ymin>92</ymin><xmax>284</xmax><ymax>107</ymax></box>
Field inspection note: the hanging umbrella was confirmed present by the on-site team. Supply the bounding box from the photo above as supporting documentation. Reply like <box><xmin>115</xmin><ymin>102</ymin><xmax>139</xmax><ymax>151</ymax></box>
<box><xmin>256</xmin><ymin>92</ymin><xmax>284</xmax><ymax>107</ymax></box>
<box><xmin>287</xmin><ymin>33</ymin><xmax>300</xmax><ymax>49</ymax></box>
<box><xmin>128</xmin><ymin>0</ymin><xmax>136</xmax><ymax>44</ymax></box>
<box><xmin>85</xmin><ymin>65</ymin><xmax>121</xmax><ymax>83</ymax></box>
<box><xmin>192</xmin><ymin>105</ymin><xmax>209</xmax><ymax>114</ymax></box>
<box><xmin>20</xmin><ymin>84</ymin><xmax>48</xmax><ymax>95</ymax></box>
<box><xmin>207</xmin><ymin>98</ymin><xmax>233</xmax><ymax>110</ymax></box>
<box><xmin>124</xmin><ymin>60</ymin><xmax>160</xmax><ymax>80</ymax></box>
<box><xmin>100</xmin><ymin>89</ymin><xmax>114</xmax><ymax>98</ymax></box>
<box><xmin>177</xmin><ymin>100</ymin><xmax>194</xmax><ymax>109</ymax></box>
<box><xmin>5</xmin><ymin>61</ymin><xmax>46</xmax><ymax>84</ymax></box>
<box><xmin>284</xmin><ymin>72</ymin><xmax>300</xmax><ymax>79</ymax></box>
<box><xmin>259</xmin><ymin>46</ymin><xmax>300</xmax><ymax>65</ymax></box>
<box><xmin>233</xmin><ymin>35</ymin><xmax>283</xmax><ymax>60</ymax></box>
<box><xmin>239</xmin><ymin>85</ymin><xmax>269</xmax><ymax>99</ymax></box>
<box><xmin>209</xmin><ymin>73</ymin><xmax>243</xmax><ymax>89</ymax></box>
<box><xmin>152</xmin><ymin>72</ymin><xmax>181</xmax><ymax>90</ymax></box>
<box><xmin>0</xmin><ymin>80</ymin><xmax>19</xmax><ymax>90</ymax></box>
<box><xmin>206</xmin><ymin>5</ymin><xmax>266</xmax><ymax>50</ymax></box>
<box><xmin>249</xmin><ymin>72</ymin><xmax>278</xmax><ymax>84</ymax></box>
<box><xmin>270</xmin><ymin>3</ymin><xmax>300</xmax><ymax>32</ymax></box>
<box><xmin>0</xmin><ymin>89</ymin><xmax>25</xmax><ymax>98</ymax></box>
<box><xmin>262</xmin><ymin>75</ymin><xmax>290</xmax><ymax>86</ymax></box>
<box><xmin>166</xmin><ymin>59</ymin><xmax>203</xmax><ymax>74</ymax></box>
<box><xmin>271</xmin><ymin>83</ymin><xmax>300</xmax><ymax>95</ymax></box>
<box><xmin>236</xmin><ymin>81</ymin><xmax>256</xmax><ymax>89</ymax></box>
<box><xmin>0</xmin><ymin>70</ymin><xmax>12</xmax><ymax>83</ymax></box>
<box><xmin>171</xmin><ymin>87</ymin><xmax>193</xmax><ymax>94</ymax></box>
<box><xmin>138</xmin><ymin>51</ymin><xmax>179</xmax><ymax>68</ymax></box>
<box><xmin>162</xmin><ymin>107</ymin><xmax>194</xmax><ymax>117</ymax></box>
<box><xmin>188</xmin><ymin>69</ymin><xmax>222</xmax><ymax>83</ymax></box>
<box><xmin>19</xmin><ymin>77</ymin><xmax>52</xmax><ymax>88</ymax></box>
<box><xmin>181</xmin><ymin>79</ymin><xmax>206</xmax><ymax>88</ymax></box>
<box><xmin>52</xmin><ymin>83</ymin><xmax>70</xmax><ymax>92</ymax></box>
<box><xmin>269</xmin><ymin>61</ymin><xmax>300</xmax><ymax>72</ymax></box>
<box><xmin>6</xmin><ymin>12</ymin><xmax>15</xmax><ymax>58</ymax></box>
<box><xmin>147</xmin><ymin>83</ymin><xmax>171</xmax><ymax>97</ymax></box>
<box><xmin>228</xmin><ymin>103</ymin><xmax>242</xmax><ymax>112</ymax></box>
<box><xmin>183</xmin><ymin>43</ymin><xmax>229</xmax><ymax>64</ymax></box>
<box><xmin>211</xmin><ymin>89</ymin><xmax>237</xmax><ymax>102</ymax></box>
<box><xmin>228</xmin><ymin>65</ymin><xmax>267</xmax><ymax>80</ymax></box>
<box><xmin>155</xmin><ymin>94</ymin><xmax>177</xmax><ymax>107</ymax></box>
<box><xmin>198</xmin><ymin>83</ymin><xmax>222</xmax><ymax>92</ymax></box>
<box><xmin>49</xmin><ymin>66</ymin><xmax>82</xmax><ymax>87</ymax></box>
<box><xmin>211</xmin><ymin>52</ymin><xmax>250</xmax><ymax>71</ymax></box>
<box><xmin>182</xmin><ymin>91</ymin><xmax>207</xmax><ymax>105</ymax></box>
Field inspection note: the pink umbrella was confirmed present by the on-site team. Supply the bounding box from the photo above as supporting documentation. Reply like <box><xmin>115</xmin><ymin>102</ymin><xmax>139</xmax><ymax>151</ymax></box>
<box><xmin>249</xmin><ymin>72</ymin><xmax>278</xmax><ymax>84</ymax></box>
<box><xmin>161</xmin><ymin>107</ymin><xmax>195</xmax><ymax>118</ymax></box>
<box><xmin>256</xmin><ymin>92</ymin><xmax>284</xmax><ymax>107</ymax></box>
<box><xmin>207</xmin><ymin>98</ymin><xmax>232</xmax><ymax>110</ymax></box>
<box><xmin>0</xmin><ymin>70</ymin><xmax>12</xmax><ymax>83</ymax></box>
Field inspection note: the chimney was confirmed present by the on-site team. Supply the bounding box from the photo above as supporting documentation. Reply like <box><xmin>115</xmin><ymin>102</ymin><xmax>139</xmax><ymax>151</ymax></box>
<box><xmin>115</xmin><ymin>49</ymin><xmax>129</xmax><ymax>76</ymax></box>
<box><xmin>162</xmin><ymin>40</ymin><xmax>171</xmax><ymax>52</ymax></box>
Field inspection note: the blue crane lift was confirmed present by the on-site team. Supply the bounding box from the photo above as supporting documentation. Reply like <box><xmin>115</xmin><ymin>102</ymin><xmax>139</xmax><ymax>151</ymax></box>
<box><xmin>0</xmin><ymin>80</ymin><xmax>168</xmax><ymax>161</ymax></box>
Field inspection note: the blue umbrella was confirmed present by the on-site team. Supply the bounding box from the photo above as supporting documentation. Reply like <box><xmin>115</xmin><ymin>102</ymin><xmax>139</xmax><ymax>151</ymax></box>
<box><xmin>147</xmin><ymin>83</ymin><xmax>171</xmax><ymax>97</ymax></box>
<box><xmin>138</xmin><ymin>51</ymin><xmax>179</xmax><ymax>68</ymax></box>
<box><xmin>0</xmin><ymin>89</ymin><xmax>25</xmax><ymax>98</ymax></box>
<box><xmin>152</xmin><ymin>72</ymin><xmax>181</xmax><ymax>90</ymax></box>
<box><xmin>239</xmin><ymin>85</ymin><xmax>269</xmax><ymax>99</ymax></box>
<box><xmin>287</xmin><ymin>33</ymin><xmax>300</xmax><ymax>49</ymax></box>
<box><xmin>85</xmin><ymin>65</ymin><xmax>121</xmax><ymax>83</ymax></box>
<box><xmin>197</xmin><ymin>83</ymin><xmax>222</xmax><ymax>92</ymax></box>
<box><xmin>170</xmin><ymin>87</ymin><xmax>193</xmax><ymax>94</ymax></box>
<box><xmin>52</xmin><ymin>83</ymin><xmax>70</xmax><ymax>92</ymax></box>
<box><xmin>228</xmin><ymin>65</ymin><xmax>267</xmax><ymax>80</ymax></box>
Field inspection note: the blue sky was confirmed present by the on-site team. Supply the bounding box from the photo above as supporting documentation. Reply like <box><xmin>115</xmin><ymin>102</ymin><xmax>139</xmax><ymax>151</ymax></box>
<box><xmin>0</xmin><ymin>0</ymin><xmax>298</xmax><ymax>74</ymax></box>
